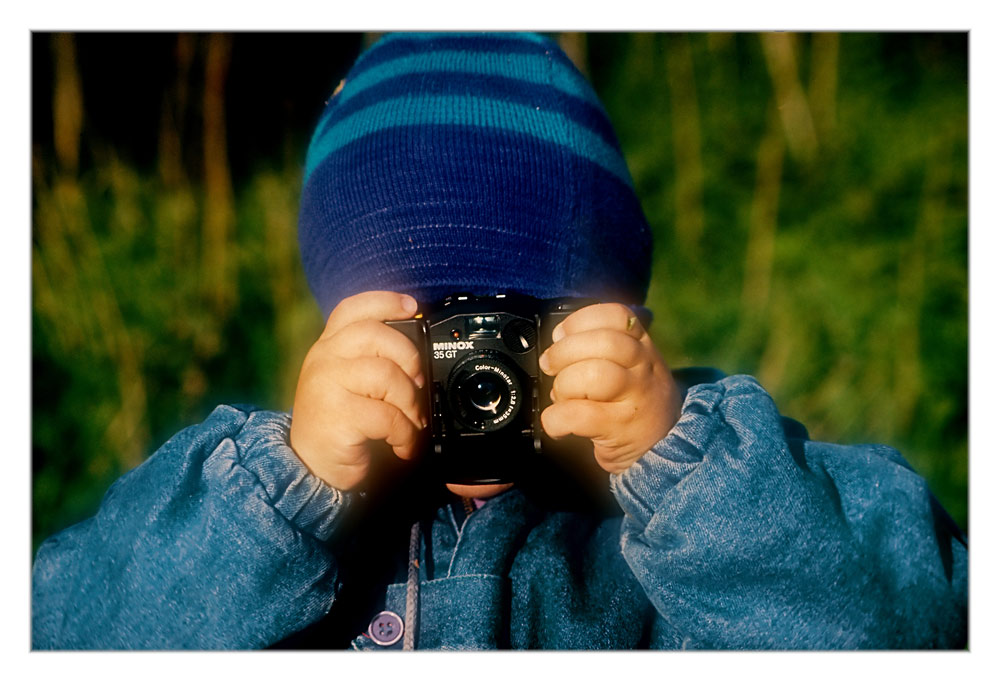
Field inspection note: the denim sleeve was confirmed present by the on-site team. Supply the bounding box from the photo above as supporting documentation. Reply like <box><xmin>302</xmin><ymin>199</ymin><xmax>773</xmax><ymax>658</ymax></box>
<box><xmin>32</xmin><ymin>405</ymin><xmax>354</xmax><ymax>649</ymax></box>
<box><xmin>611</xmin><ymin>374</ymin><xmax>968</xmax><ymax>649</ymax></box>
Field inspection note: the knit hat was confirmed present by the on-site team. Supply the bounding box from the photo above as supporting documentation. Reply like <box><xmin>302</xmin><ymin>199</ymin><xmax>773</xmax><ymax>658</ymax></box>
<box><xmin>298</xmin><ymin>32</ymin><xmax>652</xmax><ymax>318</ymax></box>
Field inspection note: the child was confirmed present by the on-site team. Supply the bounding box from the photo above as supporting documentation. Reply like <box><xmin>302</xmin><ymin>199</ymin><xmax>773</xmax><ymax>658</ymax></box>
<box><xmin>32</xmin><ymin>32</ymin><xmax>967</xmax><ymax>650</ymax></box>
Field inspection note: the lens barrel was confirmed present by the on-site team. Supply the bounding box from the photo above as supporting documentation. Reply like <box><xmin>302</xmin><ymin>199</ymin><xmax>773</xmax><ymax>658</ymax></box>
<box><xmin>447</xmin><ymin>352</ymin><xmax>522</xmax><ymax>432</ymax></box>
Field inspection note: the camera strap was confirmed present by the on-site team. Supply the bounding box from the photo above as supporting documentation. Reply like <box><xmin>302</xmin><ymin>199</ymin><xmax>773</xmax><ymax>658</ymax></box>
<box><xmin>403</xmin><ymin>519</ymin><xmax>421</xmax><ymax>650</ymax></box>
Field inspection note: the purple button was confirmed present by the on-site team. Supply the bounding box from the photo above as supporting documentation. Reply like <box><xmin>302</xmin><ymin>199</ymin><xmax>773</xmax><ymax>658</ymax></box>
<box><xmin>368</xmin><ymin>610</ymin><xmax>404</xmax><ymax>646</ymax></box>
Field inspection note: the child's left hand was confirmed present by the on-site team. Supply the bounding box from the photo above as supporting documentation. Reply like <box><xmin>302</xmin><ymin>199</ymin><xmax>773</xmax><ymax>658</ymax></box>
<box><xmin>538</xmin><ymin>303</ymin><xmax>682</xmax><ymax>475</ymax></box>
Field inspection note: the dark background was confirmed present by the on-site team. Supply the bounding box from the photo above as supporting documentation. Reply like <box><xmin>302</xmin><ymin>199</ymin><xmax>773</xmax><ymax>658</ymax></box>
<box><xmin>31</xmin><ymin>32</ymin><xmax>968</xmax><ymax>550</ymax></box>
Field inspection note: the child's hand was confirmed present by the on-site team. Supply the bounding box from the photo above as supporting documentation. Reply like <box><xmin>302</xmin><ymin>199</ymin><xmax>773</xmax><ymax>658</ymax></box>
<box><xmin>538</xmin><ymin>303</ymin><xmax>682</xmax><ymax>475</ymax></box>
<box><xmin>290</xmin><ymin>291</ymin><xmax>426</xmax><ymax>491</ymax></box>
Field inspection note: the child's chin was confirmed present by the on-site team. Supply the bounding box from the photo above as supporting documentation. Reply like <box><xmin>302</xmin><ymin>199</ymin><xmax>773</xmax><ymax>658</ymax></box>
<box><xmin>445</xmin><ymin>482</ymin><xmax>515</xmax><ymax>500</ymax></box>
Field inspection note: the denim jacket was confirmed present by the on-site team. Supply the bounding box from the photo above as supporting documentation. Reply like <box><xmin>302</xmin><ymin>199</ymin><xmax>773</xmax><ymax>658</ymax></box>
<box><xmin>31</xmin><ymin>370</ymin><xmax>968</xmax><ymax>649</ymax></box>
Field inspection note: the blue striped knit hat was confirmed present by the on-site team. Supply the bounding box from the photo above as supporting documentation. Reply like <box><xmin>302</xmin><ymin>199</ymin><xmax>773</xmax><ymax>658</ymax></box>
<box><xmin>299</xmin><ymin>32</ymin><xmax>652</xmax><ymax>318</ymax></box>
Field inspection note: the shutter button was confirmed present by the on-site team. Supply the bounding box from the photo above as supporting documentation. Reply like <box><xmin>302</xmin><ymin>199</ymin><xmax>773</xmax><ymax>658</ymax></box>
<box><xmin>368</xmin><ymin>610</ymin><xmax>404</xmax><ymax>646</ymax></box>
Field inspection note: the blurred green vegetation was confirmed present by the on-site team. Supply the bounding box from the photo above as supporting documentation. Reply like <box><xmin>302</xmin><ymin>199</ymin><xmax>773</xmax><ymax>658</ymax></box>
<box><xmin>31</xmin><ymin>32</ymin><xmax>968</xmax><ymax>552</ymax></box>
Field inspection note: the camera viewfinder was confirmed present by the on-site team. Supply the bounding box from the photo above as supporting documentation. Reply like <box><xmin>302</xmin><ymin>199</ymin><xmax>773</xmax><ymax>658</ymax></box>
<box><xmin>467</xmin><ymin>315</ymin><xmax>501</xmax><ymax>339</ymax></box>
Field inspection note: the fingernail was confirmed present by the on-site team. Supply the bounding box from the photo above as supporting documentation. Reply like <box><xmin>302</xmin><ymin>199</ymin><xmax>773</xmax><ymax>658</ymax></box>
<box><xmin>414</xmin><ymin>372</ymin><xmax>425</xmax><ymax>389</ymax></box>
<box><xmin>552</xmin><ymin>324</ymin><xmax>566</xmax><ymax>343</ymax></box>
<box><xmin>401</xmin><ymin>295</ymin><xmax>418</xmax><ymax>314</ymax></box>
<box><xmin>538</xmin><ymin>352</ymin><xmax>551</xmax><ymax>374</ymax></box>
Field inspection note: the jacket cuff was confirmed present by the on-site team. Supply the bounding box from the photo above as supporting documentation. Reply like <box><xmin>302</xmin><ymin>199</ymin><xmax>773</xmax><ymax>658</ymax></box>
<box><xmin>610</xmin><ymin>374</ymin><xmax>771</xmax><ymax>527</ymax></box>
<box><xmin>231</xmin><ymin>408</ymin><xmax>354</xmax><ymax>542</ymax></box>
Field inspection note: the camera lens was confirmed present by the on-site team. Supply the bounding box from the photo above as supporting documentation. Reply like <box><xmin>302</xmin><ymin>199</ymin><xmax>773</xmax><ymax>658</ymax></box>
<box><xmin>465</xmin><ymin>374</ymin><xmax>505</xmax><ymax>414</ymax></box>
<box><xmin>447</xmin><ymin>353</ymin><xmax>522</xmax><ymax>432</ymax></box>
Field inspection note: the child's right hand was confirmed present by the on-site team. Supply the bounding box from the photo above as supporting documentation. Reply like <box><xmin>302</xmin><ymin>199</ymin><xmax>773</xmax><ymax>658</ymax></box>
<box><xmin>289</xmin><ymin>291</ymin><xmax>427</xmax><ymax>491</ymax></box>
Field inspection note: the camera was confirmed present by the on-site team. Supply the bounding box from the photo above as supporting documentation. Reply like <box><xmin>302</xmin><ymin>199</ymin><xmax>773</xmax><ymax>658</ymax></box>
<box><xmin>387</xmin><ymin>293</ymin><xmax>646</xmax><ymax>486</ymax></box>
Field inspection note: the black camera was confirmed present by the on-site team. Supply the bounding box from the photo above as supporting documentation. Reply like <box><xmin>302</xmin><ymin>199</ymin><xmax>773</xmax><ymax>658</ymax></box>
<box><xmin>387</xmin><ymin>293</ymin><xmax>603</xmax><ymax>486</ymax></box>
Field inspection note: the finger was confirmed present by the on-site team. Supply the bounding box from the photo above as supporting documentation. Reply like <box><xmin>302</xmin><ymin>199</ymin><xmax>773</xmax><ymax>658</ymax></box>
<box><xmin>322</xmin><ymin>290</ymin><xmax>418</xmax><ymax>339</ymax></box>
<box><xmin>540</xmin><ymin>400</ymin><xmax>633</xmax><ymax>440</ymax></box>
<box><xmin>329</xmin><ymin>319</ymin><xmax>424</xmax><ymax>384</ymax></box>
<box><xmin>551</xmin><ymin>358</ymin><xmax>631</xmax><ymax>403</ymax></box>
<box><xmin>339</xmin><ymin>356</ymin><xmax>426</xmax><ymax>430</ymax></box>
<box><xmin>347</xmin><ymin>394</ymin><xmax>422</xmax><ymax>460</ymax></box>
<box><xmin>539</xmin><ymin>328</ymin><xmax>645</xmax><ymax>376</ymax></box>
<box><xmin>550</xmin><ymin>303</ymin><xmax>645</xmax><ymax>343</ymax></box>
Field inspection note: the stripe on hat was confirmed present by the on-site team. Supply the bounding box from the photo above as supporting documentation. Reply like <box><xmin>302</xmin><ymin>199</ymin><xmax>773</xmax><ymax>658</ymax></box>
<box><xmin>304</xmin><ymin>95</ymin><xmax>633</xmax><ymax>187</ymax></box>
<box><xmin>337</xmin><ymin>50</ymin><xmax>603</xmax><ymax>112</ymax></box>
<box><xmin>352</xmin><ymin>32</ymin><xmax>558</xmax><ymax>73</ymax></box>
<box><xmin>316</xmin><ymin>72</ymin><xmax>620</xmax><ymax>152</ymax></box>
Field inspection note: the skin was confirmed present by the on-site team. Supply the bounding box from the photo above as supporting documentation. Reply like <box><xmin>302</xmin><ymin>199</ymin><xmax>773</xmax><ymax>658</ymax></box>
<box><xmin>291</xmin><ymin>291</ymin><xmax>683</xmax><ymax>498</ymax></box>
